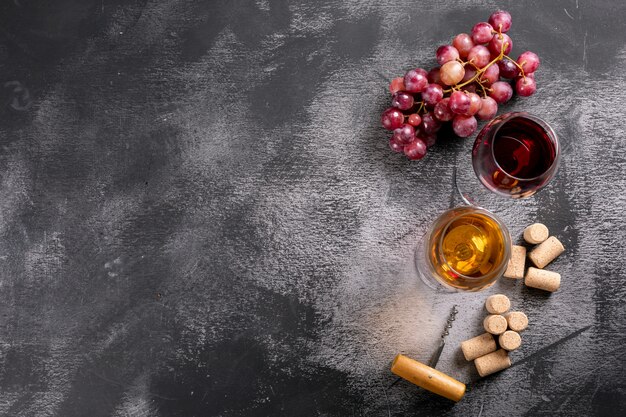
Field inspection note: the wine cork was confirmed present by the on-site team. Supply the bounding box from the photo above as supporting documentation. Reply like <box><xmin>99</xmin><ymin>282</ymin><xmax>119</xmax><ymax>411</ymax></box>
<box><xmin>528</xmin><ymin>236</ymin><xmax>565</xmax><ymax>268</ymax></box>
<box><xmin>504</xmin><ymin>311</ymin><xmax>528</xmax><ymax>332</ymax></box>
<box><xmin>461</xmin><ymin>333</ymin><xmax>497</xmax><ymax>361</ymax></box>
<box><xmin>523</xmin><ymin>223</ymin><xmax>549</xmax><ymax>244</ymax></box>
<box><xmin>503</xmin><ymin>245</ymin><xmax>526</xmax><ymax>279</ymax></box>
<box><xmin>485</xmin><ymin>294</ymin><xmax>511</xmax><ymax>314</ymax></box>
<box><xmin>483</xmin><ymin>314</ymin><xmax>508</xmax><ymax>335</ymax></box>
<box><xmin>391</xmin><ymin>354</ymin><xmax>466</xmax><ymax>402</ymax></box>
<box><xmin>474</xmin><ymin>349</ymin><xmax>511</xmax><ymax>377</ymax></box>
<box><xmin>525</xmin><ymin>267</ymin><xmax>561</xmax><ymax>292</ymax></box>
<box><xmin>498</xmin><ymin>330</ymin><xmax>522</xmax><ymax>351</ymax></box>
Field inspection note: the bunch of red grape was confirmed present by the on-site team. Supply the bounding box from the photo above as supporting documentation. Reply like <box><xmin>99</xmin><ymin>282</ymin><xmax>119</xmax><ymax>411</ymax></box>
<box><xmin>381</xmin><ymin>10</ymin><xmax>540</xmax><ymax>160</ymax></box>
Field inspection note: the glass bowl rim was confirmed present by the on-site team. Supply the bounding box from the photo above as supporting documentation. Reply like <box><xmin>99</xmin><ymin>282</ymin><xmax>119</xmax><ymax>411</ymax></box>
<box><xmin>487</xmin><ymin>111</ymin><xmax>560</xmax><ymax>183</ymax></box>
<box><xmin>433</xmin><ymin>206</ymin><xmax>511</xmax><ymax>283</ymax></box>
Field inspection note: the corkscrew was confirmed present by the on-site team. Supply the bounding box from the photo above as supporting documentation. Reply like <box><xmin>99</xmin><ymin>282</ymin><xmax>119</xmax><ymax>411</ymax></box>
<box><xmin>390</xmin><ymin>304</ymin><xmax>459</xmax><ymax>388</ymax></box>
<box><xmin>428</xmin><ymin>304</ymin><xmax>459</xmax><ymax>368</ymax></box>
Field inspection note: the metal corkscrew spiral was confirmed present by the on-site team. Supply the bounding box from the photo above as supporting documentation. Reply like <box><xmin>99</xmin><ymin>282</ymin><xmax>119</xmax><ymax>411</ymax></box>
<box><xmin>441</xmin><ymin>305</ymin><xmax>459</xmax><ymax>340</ymax></box>
<box><xmin>428</xmin><ymin>304</ymin><xmax>459</xmax><ymax>368</ymax></box>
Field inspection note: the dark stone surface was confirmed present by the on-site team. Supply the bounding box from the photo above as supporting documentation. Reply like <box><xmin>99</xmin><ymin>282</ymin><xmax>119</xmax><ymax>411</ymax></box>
<box><xmin>1</xmin><ymin>1</ymin><xmax>625</xmax><ymax>416</ymax></box>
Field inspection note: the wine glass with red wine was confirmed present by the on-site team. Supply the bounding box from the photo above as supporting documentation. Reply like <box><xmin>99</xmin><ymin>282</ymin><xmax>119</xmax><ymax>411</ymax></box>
<box><xmin>472</xmin><ymin>112</ymin><xmax>560</xmax><ymax>199</ymax></box>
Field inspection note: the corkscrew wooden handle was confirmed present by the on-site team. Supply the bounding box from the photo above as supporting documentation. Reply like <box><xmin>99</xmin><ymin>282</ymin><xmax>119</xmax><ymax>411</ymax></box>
<box><xmin>391</xmin><ymin>354</ymin><xmax>466</xmax><ymax>402</ymax></box>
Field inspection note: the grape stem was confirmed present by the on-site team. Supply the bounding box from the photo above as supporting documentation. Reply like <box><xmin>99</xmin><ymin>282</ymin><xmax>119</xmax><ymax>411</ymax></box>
<box><xmin>403</xmin><ymin>100</ymin><xmax>426</xmax><ymax>119</ymax></box>
<box><xmin>468</xmin><ymin>61</ymin><xmax>481</xmax><ymax>71</ymax></box>
<box><xmin>478</xmin><ymin>82</ymin><xmax>488</xmax><ymax>98</ymax></box>
<box><xmin>443</xmin><ymin>41</ymin><xmax>510</xmax><ymax>94</ymax></box>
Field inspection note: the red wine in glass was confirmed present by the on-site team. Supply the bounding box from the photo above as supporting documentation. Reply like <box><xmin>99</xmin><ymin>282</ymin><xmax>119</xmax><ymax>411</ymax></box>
<box><xmin>472</xmin><ymin>112</ymin><xmax>560</xmax><ymax>198</ymax></box>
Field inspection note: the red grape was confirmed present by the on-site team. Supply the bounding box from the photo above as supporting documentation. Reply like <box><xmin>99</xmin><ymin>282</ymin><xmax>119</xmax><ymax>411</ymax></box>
<box><xmin>391</xmin><ymin>91</ymin><xmax>414</xmax><ymax>110</ymax></box>
<box><xmin>422</xmin><ymin>84</ymin><xmax>444</xmax><ymax>106</ymax></box>
<box><xmin>449</xmin><ymin>90</ymin><xmax>471</xmax><ymax>115</ymax></box>
<box><xmin>452</xmin><ymin>33</ymin><xmax>474</xmax><ymax>59</ymax></box>
<box><xmin>471</xmin><ymin>22</ymin><xmax>494</xmax><ymax>44</ymax></box>
<box><xmin>421</xmin><ymin>112</ymin><xmax>442</xmax><ymax>134</ymax></box>
<box><xmin>467</xmin><ymin>45</ymin><xmax>491</xmax><ymax>68</ymax></box>
<box><xmin>440</xmin><ymin>61</ymin><xmax>465</xmax><ymax>85</ymax></box>
<box><xmin>452</xmin><ymin>115</ymin><xmax>477</xmax><ymax>137</ymax></box>
<box><xmin>489</xmin><ymin>81</ymin><xmax>513</xmax><ymax>104</ymax></box>
<box><xmin>393</xmin><ymin>123</ymin><xmax>415</xmax><ymax>145</ymax></box>
<box><xmin>462</xmin><ymin>66</ymin><xmax>477</xmax><ymax>83</ymax></box>
<box><xmin>389</xmin><ymin>77</ymin><xmax>405</xmax><ymax>94</ymax></box>
<box><xmin>389</xmin><ymin>137</ymin><xmax>404</xmax><ymax>153</ymax></box>
<box><xmin>418</xmin><ymin>131</ymin><xmax>438</xmax><ymax>148</ymax></box>
<box><xmin>466</xmin><ymin>92</ymin><xmax>482</xmax><ymax>116</ymax></box>
<box><xmin>381</xmin><ymin>107</ymin><xmax>404</xmax><ymax>130</ymax></box>
<box><xmin>476</xmin><ymin>96</ymin><xmax>498</xmax><ymax>120</ymax></box>
<box><xmin>489</xmin><ymin>10</ymin><xmax>512</xmax><ymax>33</ymax></box>
<box><xmin>404</xmin><ymin>68</ymin><xmax>429</xmax><ymax>93</ymax></box>
<box><xmin>427</xmin><ymin>67</ymin><xmax>443</xmax><ymax>85</ymax></box>
<box><xmin>488</xmin><ymin>33</ymin><xmax>512</xmax><ymax>55</ymax></box>
<box><xmin>515</xmin><ymin>76</ymin><xmax>536</xmax><ymax>96</ymax></box>
<box><xmin>393</xmin><ymin>124</ymin><xmax>416</xmax><ymax>145</ymax></box>
<box><xmin>404</xmin><ymin>139</ymin><xmax>427</xmax><ymax>160</ymax></box>
<box><xmin>517</xmin><ymin>51</ymin><xmax>540</xmax><ymax>74</ymax></box>
<box><xmin>480</xmin><ymin>63</ymin><xmax>500</xmax><ymax>85</ymax></box>
<box><xmin>436</xmin><ymin>45</ymin><xmax>460</xmax><ymax>65</ymax></box>
<box><xmin>408</xmin><ymin>113</ymin><xmax>422</xmax><ymax>126</ymax></box>
<box><xmin>433</xmin><ymin>98</ymin><xmax>453</xmax><ymax>121</ymax></box>
<box><xmin>498</xmin><ymin>58</ymin><xmax>519</xmax><ymax>78</ymax></box>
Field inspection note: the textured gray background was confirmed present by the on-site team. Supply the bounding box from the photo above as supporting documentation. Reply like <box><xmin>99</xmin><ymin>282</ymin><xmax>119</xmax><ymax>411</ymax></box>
<box><xmin>1</xmin><ymin>0</ymin><xmax>625</xmax><ymax>416</ymax></box>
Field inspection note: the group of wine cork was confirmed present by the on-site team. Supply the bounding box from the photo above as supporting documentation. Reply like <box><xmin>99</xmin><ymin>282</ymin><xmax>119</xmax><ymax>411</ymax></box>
<box><xmin>461</xmin><ymin>294</ymin><xmax>528</xmax><ymax>377</ymax></box>
<box><xmin>504</xmin><ymin>222</ymin><xmax>565</xmax><ymax>292</ymax></box>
